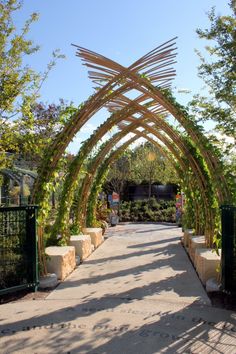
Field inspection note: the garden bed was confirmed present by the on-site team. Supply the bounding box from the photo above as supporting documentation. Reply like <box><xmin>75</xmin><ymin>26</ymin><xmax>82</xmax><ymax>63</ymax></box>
<box><xmin>119</xmin><ymin>198</ymin><xmax>176</xmax><ymax>223</ymax></box>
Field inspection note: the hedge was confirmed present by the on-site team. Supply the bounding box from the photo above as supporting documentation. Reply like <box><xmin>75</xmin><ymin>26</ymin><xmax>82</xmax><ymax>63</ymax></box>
<box><xmin>119</xmin><ymin>198</ymin><xmax>176</xmax><ymax>222</ymax></box>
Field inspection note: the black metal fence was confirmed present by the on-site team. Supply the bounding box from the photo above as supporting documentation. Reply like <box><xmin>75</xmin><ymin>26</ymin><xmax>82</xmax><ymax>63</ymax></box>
<box><xmin>0</xmin><ymin>196</ymin><xmax>30</xmax><ymax>207</ymax></box>
<box><xmin>221</xmin><ymin>205</ymin><xmax>236</xmax><ymax>294</ymax></box>
<box><xmin>0</xmin><ymin>206</ymin><xmax>38</xmax><ymax>296</ymax></box>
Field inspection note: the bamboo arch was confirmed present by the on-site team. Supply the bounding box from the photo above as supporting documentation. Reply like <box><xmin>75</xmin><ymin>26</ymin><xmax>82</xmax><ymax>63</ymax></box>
<box><xmin>72</xmin><ymin>120</ymin><xmax>214</xmax><ymax>244</ymax></box>
<box><xmin>81</xmin><ymin>131</ymin><xmax>203</xmax><ymax>235</ymax></box>
<box><xmin>32</xmin><ymin>38</ymin><xmax>232</xmax><ymax>252</ymax></box>
<box><xmin>74</xmin><ymin>42</ymin><xmax>229</xmax><ymax>203</ymax></box>
<box><xmin>51</xmin><ymin>93</ymin><xmax>217</xmax><ymax>245</ymax></box>
<box><xmin>32</xmin><ymin>39</ymin><xmax>178</xmax><ymax>204</ymax></box>
<box><xmin>32</xmin><ymin>38</ymin><xmax>230</xmax><ymax>208</ymax></box>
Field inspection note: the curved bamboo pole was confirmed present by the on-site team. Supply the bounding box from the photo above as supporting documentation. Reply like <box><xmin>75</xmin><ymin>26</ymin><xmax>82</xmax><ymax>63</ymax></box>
<box><xmin>108</xmin><ymin>90</ymin><xmax>218</xmax><ymax>243</ymax></box>
<box><xmin>74</xmin><ymin>120</ymin><xmax>211</xmax><ymax>241</ymax></box>
<box><xmin>128</xmin><ymin>120</ymin><xmax>215</xmax><ymax>244</ymax></box>
<box><xmin>32</xmin><ymin>39</ymin><xmax>177</xmax><ymax>205</ymax></box>
<box><xmin>26</xmin><ymin>39</ymin><xmax>230</xmax><ymax>275</ymax></box>
<box><xmin>52</xmin><ymin>95</ymin><xmax>215</xmax><ymax>244</ymax></box>
<box><xmin>81</xmin><ymin>49</ymin><xmax>230</xmax><ymax>204</ymax></box>
<box><xmin>84</xmin><ymin>132</ymin><xmax>201</xmax><ymax>233</ymax></box>
<box><xmin>32</xmin><ymin>39</ymin><xmax>231</xmax><ymax>226</ymax></box>
<box><xmin>53</xmin><ymin>92</ymin><xmax>214</xmax><ymax>238</ymax></box>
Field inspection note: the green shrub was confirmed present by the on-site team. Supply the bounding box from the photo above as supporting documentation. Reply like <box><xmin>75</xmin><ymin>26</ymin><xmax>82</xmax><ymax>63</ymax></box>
<box><xmin>119</xmin><ymin>198</ymin><xmax>176</xmax><ymax>222</ymax></box>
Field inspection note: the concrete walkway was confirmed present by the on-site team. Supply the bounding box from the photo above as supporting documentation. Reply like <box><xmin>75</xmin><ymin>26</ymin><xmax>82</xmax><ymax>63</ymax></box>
<box><xmin>0</xmin><ymin>223</ymin><xmax>236</xmax><ymax>353</ymax></box>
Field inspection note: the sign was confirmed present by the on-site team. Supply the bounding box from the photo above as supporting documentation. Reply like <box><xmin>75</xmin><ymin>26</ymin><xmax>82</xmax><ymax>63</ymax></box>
<box><xmin>108</xmin><ymin>192</ymin><xmax>120</xmax><ymax>207</ymax></box>
<box><xmin>112</xmin><ymin>192</ymin><xmax>120</xmax><ymax>203</ymax></box>
<box><xmin>175</xmin><ymin>193</ymin><xmax>184</xmax><ymax>209</ymax></box>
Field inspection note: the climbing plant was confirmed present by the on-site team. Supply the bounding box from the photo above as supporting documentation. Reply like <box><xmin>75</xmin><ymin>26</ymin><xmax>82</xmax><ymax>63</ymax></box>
<box><xmin>29</xmin><ymin>40</ymin><xmax>234</xmax><ymax>269</ymax></box>
<box><xmin>81</xmin><ymin>121</ymin><xmax>211</xmax><ymax>242</ymax></box>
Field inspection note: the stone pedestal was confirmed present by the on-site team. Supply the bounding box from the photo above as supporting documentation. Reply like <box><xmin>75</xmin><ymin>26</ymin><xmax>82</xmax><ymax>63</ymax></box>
<box><xmin>189</xmin><ymin>235</ymin><xmax>206</xmax><ymax>262</ymax></box>
<box><xmin>183</xmin><ymin>229</ymin><xmax>194</xmax><ymax>248</ymax></box>
<box><xmin>69</xmin><ymin>235</ymin><xmax>92</xmax><ymax>261</ymax></box>
<box><xmin>46</xmin><ymin>246</ymin><xmax>76</xmax><ymax>280</ymax></box>
<box><xmin>195</xmin><ymin>249</ymin><xmax>221</xmax><ymax>285</ymax></box>
<box><xmin>82</xmin><ymin>228</ymin><xmax>104</xmax><ymax>248</ymax></box>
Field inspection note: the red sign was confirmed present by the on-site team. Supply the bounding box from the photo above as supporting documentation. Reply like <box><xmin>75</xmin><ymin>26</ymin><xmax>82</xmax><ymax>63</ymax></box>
<box><xmin>176</xmin><ymin>193</ymin><xmax>184</xmax><ymax>209</ymax></box>
<box><xmin>112</xmin><ymin>192</ymin><xmax>120</xmax><ymax>202</ymax></box>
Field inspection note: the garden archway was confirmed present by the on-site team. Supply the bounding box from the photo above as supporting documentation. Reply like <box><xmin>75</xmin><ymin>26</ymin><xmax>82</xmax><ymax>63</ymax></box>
<box><xmin>32</xmin><ymin>39</ymin><xmax>233</xmax><ymax>251</ymax></box>
<box><xmin>74</xmin><ymin>121</ymin><xmax>215</xmax><ymax>242</ymax></box>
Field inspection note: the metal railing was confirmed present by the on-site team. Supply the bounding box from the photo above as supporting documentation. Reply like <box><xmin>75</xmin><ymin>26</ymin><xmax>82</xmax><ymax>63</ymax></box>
<box><xmin>221</xmin><ymin>205</ymin><xmax>236</xmax><ymax>294</ymax></box>
<box><xmin>0</xmin><ymin>206</ymin><xmax>38</xmax><ymax>295</ymax></box>
<box><xmin>0</xmin><ymin>196</ymin><xmax>30</xmax><ymax>207</ymax></box>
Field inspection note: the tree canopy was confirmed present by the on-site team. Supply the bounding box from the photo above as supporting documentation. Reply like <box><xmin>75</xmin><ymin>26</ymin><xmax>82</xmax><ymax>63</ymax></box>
<box><xmin>0</xmin><ymin>0</ymin><xmax>65</xmax><ymax>170</ymax></box>
<box><xmin>189</xmin><ymin>0</ymin><xmax>236</xmax><ymax>143</ymax></box>
<box><xmin>105</xmin><ymin>141</ymin><xmax>179</xmax><ymax>199</ymax></box>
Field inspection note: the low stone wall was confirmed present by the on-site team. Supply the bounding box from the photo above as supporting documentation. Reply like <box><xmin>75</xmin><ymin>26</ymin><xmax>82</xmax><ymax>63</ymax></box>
<box><xmin>189</xmin><ymin>235</ymin><xmax>206</xmax><ymax>262</ymax></box>
<box><xmin>195</xmin><ymin>249</ymin><xmax>221</xmax><ymax>285</ymax></box>
<box><xmin>46</xmin><ymin>246</ymin><xmax>76</xmax><ymax>280</ymax></box>
<box><xmin>183</xmin><ymin>229</ymin><xmax>194</xmax><ymax>248</ymax></box>
<box><xmin>70</xmin><ymin>235</ymin><xmax>92</xmax><ymax>261</ymax></box>
<box><xmin>82</xmin><ymin>227</ymin><xmax>104</xmax><ymax>248</ymax></box>
<box><xmin>182</xmin><ymin>229</ymin><xmax>222</xmax><ymax>290</ymax></box>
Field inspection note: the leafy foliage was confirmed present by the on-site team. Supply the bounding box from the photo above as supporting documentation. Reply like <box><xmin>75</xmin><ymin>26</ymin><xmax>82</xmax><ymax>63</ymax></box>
<box><xmin>0</xmin><ymin>0</ymin><xmax>40</xmax><ymax>119</ymax></box>
<box><xmin>190</xmin><ymin>0</ymin><xmax>236</xmax><ymax>140</ymax></box>
<box><xmin>0</xmin><ymin>0</ymin><xmax>65</xmax><ymax>170</ymax></box>
<box><xmin>119</xmin><ymin>198</ymin><xmax>176</xmax><ymax>223</ymax></box>
<box><xmin>17</xmin><ymin>100</ymin><xmax>77</xmax><ymax>166</ymax></box>
<box><xmin>86</xmin><ymin>160</ymin><xmax>110</xmax><ymax>227</ymax></box>
<box><xmin>106</xmin><ymin>141</ymin><xmax>179</xmax><ymax>199</ymax></box>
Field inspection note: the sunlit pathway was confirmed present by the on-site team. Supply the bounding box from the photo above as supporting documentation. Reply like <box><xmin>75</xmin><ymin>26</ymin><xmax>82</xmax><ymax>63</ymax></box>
<box><xmin>0</xmin><ymin>223</ymin><xmax>236</xmax><ymax>353</ymax></box>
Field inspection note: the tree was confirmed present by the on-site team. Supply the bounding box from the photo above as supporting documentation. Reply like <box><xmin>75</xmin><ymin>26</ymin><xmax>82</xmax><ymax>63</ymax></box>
<box><xmin>188</xmin><ymin>0</ymin><xmax>236</xmax><ymax>201</ymax></box>
<box><xmin>189</xmin><ymin>0</ymin><xmax>236</xmax><ymax>144</ymax></box>
<box><xmin>105</xmin><ymin>142</ymin><xmax>179</xmax><ymax>200</ymax></box>
<box><xmin>0</xmin><ymin>0</ymin><xmax>40</xmax><ymax>120</ymax></box>
<box><xmin>16</xmin><ymin>100</ymin><xmax>77</xmax><ymax>166</ymax></box>
<box><xmin>0</xmin><ymin>0</ymin><xmax>38</xmax><ymax>168</ymax></box>
<box><xmin>104</xmin><ymin>152</ymin><xmax>131</xmax><ymax>198</ymax></box>
<box><xmin>129</xmin><ymin>142</ymin><xmax>178</xmax><ymax>199</ymax></box>
<box><xmin>0</xmin><ymin>0</ymin><xmax>65</xmax><ymax>169</ymax></box>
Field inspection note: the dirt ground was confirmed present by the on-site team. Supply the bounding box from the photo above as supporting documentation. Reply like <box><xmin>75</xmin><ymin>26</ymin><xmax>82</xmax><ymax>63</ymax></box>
<box><xmin>0</xmin><ymin>288</ymin><xmax>53</xmax><ymax>304</ymax></box>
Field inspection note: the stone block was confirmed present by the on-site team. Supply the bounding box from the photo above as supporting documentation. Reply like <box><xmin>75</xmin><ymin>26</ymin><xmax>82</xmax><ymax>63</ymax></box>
<box><xmin>82</xmin><ymin>227</ymin><xmax>103</xmax><ymax>248</ymax></box>
<box><xmin>39</xmin><ymin>273</ymin><xmax>58</xmax><ymax>289</ymax></box>
<box><xmin>183</xmin><ymin>229</ymin><xmax>194</xmax><ymax>248</ymax></box>
<box><xmin>195</xmin><ymin>247</ymin><xmax>209</xmax><ymax>272</ymax></box>
<box><xmin>69</xmin><ymin>234</ymin><xmax>92</xmax><ymax>261</ymax></box>
<box><xmin>195</xmin><ymin>249</ymin><xmax>221</xmax><ymax>285</ymax></box>
<box><xmin>189</xmin><ymin>235</ymin><xmax>206</xmax><ymax>262</ymax></box>
<box><xmin>46</xmin><ymin>246</ymin><xmax>76</xmax><ymax>280</ymax></box>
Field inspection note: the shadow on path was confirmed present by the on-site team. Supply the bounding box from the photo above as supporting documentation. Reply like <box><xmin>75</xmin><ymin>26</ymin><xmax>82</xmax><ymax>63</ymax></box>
<box><xmin>1</xmin><ymin>284</ymin><xmax>235</xmax><ymax>353</ymax></box>
<box><xmin>0</xmin><ymin>223</ymin><xmax>235</xmax><ymax>353</ymax></box>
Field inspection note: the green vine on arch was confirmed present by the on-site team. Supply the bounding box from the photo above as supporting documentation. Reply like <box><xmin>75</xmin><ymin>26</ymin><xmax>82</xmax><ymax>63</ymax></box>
<box><xmin>86</xmin><ymin>159</ymin><xmax>111</xmax><ymax>228</ymax></box>
<box><xmin>160</xmin><ymin>88</ymin><xmax>232</xmax><ymax>204</ymax></box>
<box><xmin>50</xmin><ymin>110</ymin><xmax>127</xmax><ymax>244</ymax></box>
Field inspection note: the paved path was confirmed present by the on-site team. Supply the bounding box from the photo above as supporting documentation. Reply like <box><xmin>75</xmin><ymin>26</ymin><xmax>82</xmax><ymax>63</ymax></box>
<box><xmin>0</xmin><ymin>223</ymin><xmax>236</xmax><ymax>353</ymax></box>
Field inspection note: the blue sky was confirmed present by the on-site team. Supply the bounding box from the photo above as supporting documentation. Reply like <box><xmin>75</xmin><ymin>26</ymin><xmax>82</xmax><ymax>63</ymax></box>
<box><xmin>15</xmin><ymin>0</ymin><xmax>230</xmax><ymax>153</ymax></box>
